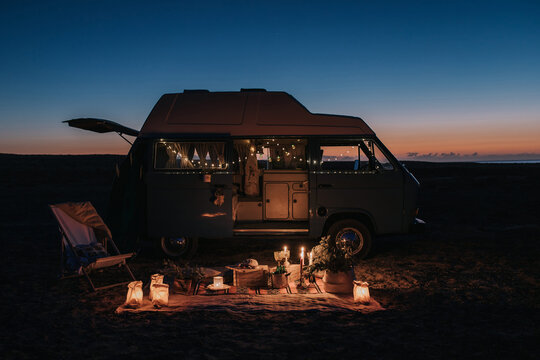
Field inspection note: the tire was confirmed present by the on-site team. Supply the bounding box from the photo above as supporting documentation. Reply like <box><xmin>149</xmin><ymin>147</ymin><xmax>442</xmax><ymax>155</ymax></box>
<box><xmin>327</xmin><ymin>219</ymin><xmax>372</xmax><ymax>259</ymax></box>
<box><xmin>159</xmin><ymin>237</ymin><xmax>198</xmax><ymax>259</ymax></box>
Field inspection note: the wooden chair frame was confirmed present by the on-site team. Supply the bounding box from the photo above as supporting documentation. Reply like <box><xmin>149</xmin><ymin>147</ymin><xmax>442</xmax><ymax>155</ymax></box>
<box><xmin>53</xmin><ymin>208</ymin><xmax>136</xmax><ymax>291</ymax></box>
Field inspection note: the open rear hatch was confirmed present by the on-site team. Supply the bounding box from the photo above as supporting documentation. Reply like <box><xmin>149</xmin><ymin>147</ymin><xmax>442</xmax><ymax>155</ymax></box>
<box><xmin>64</xmin><ymin>118</ymin><xmax>139</xmax><ymax>143</ymax></box>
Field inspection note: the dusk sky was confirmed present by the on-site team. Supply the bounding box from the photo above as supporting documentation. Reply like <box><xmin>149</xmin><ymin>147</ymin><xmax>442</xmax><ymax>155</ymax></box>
<box><xmin>1</xmin><ymin>1</ymin><xmax>539</xmax><ymax>161</ymax></box>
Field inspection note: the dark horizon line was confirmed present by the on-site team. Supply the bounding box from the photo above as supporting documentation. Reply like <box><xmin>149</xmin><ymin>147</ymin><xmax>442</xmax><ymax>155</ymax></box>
<box><xmin>1</xmin><ymin>152</ymin><xmax>539</xmax><ymax>164</ymax></box>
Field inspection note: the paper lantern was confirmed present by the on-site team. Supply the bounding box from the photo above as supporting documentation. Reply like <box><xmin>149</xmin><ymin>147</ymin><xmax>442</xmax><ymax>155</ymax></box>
<box><xmin>151</xmin><ymin>283</ymin><xmax>169</xmax><ymax>307</ymax></box>
<box><xmin>353</xmin><ymin>281</ymin><xmax>370</xmax><ymax>304</ymax></box>
<box><xmin>213</xmin><ymin>276</ymin><xmax>223</xmax><ymax>288</ymax></box>
<box><xmin>149</xmin><ymin>273</ymin><xmax>164</xmax><ymax>301</ymax></box>
<box><xmin>125</xmin><ymin>281</ymin><xmax>143</xmax><ymax>308</ymax></box>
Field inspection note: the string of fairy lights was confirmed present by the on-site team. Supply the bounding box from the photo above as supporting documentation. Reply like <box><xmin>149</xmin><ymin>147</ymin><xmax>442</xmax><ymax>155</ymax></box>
<box><xmin>158</xmin><ymin>138</ymin><xmax>382</xmax><ymax>173</ymax></box>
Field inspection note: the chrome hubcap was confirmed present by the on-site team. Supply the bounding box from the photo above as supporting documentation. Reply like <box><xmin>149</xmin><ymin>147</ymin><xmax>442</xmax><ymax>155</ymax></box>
<box><xmin>336</xmin><ymin>227</ymin><xmax>364</xmax><ymax>255</ymax></box>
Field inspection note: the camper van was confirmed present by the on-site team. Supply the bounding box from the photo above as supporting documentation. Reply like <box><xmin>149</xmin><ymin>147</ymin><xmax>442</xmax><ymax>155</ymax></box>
<box><xmin>66</xmin><ymin>89</ymin><xmax>424</xmax><ymax>259</ymax></box>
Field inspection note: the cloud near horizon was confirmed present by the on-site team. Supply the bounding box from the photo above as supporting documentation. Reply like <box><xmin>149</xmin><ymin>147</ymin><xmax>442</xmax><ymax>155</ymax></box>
<box><xmin>404</xmin><ymin>152</ymin><xmax>540</xmax><ymax>161</ymax></box>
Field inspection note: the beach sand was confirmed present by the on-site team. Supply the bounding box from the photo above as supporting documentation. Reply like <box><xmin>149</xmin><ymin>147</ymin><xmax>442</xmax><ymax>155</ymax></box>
<box><xmin>1</xmin><ymin>155</ymin><xmax>539</xmax><ymax>358</ymax></box>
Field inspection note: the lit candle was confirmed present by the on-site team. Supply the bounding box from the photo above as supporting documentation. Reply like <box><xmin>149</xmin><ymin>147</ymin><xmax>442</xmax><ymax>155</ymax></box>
<box><xmin>300</xmin><ymin>247</ymin><xmax>305</xmax><ymax>280</ymax></box>
<box><xmin>309</xmin><ymin>250</ymin><xmax>313</xmax><ymax>266</ymax></box>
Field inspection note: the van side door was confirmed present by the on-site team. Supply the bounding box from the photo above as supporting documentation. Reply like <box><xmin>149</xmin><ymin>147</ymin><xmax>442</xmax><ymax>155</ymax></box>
<box><xmin>146</xmin><ymin>140</ymin><xmax>233</xmax><ymax>238</ymax></box>
<box><xmin>314</xmin><ymin>138</ymin><xmax>403</xmax><ymax>235</ymax></box>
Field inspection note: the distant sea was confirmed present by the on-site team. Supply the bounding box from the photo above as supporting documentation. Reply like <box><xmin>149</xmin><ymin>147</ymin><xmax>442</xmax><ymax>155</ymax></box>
<box><xmin>477</xmin><ymin>160</ymin><xmax>540</xmax><ymax>164</ymax></box>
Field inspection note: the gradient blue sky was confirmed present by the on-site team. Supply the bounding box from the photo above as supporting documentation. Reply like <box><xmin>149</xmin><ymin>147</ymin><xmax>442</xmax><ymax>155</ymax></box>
<box><xmin>1</xmin><ymin>0</ymin><xmax>539</xmax><ymax>160</ymax></box>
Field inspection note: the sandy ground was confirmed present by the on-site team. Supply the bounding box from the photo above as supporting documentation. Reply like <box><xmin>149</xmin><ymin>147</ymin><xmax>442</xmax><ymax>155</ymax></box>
<box><xmin>1</xmin><ymin>154</ymin><xmax>539</xmax><ymax>359</ymax></box>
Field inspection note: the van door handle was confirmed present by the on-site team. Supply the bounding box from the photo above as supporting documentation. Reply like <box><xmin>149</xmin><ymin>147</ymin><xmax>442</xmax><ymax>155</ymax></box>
<box><xmin>318</xmin><ymin>184</ymin><xmax>333</xmax><ymax>188</ymax></box>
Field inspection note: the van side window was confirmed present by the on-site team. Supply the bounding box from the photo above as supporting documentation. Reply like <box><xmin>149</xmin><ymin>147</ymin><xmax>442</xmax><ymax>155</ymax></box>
<box><xmin>320</xmin><ymin>145</ymin><xmax>363</xmax><ymax>171</ymax></box>
<box><xmin>319</xmin><ymin>140</ymin><xmax>394</xmax><ymax>172</ymax></box>
<box><xmin>154</xmin><ymin>141</ymin><xmax>228</xmax><ymax>170</ymax></box>
<box><xmin>368</xmin><ymin>141</ymin><xmax>394</xmax><ymax>170</ymax></box>
<box><xmin>234</xmin><ymin>138</ymin><xmax>307</xmax><ymax>171</ymax></box>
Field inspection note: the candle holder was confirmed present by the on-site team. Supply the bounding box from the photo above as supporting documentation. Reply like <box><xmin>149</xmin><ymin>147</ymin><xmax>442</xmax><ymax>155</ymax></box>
<box><xmin>282</xmin><ymin>249</ymin><xmax>290</xmax><ymax>269</ymax></box>
<box><xmin>213</xmin><ymin>276</ymin><xmax>224</xmax><ymax>289</ymax></box>
<box><xmin>149</xmin><ymin>273</ymin><xmax>164</xmax><ymax>301</ymax></box>
<box><xmin>273</xmin><ymin>251</ymin><xmax>284</xmax><ymax>267</ymax></box>
<box><xmin>125</xmin><ymin>281</ymin><xmax>143</xmax><ymax>308</ymax></box>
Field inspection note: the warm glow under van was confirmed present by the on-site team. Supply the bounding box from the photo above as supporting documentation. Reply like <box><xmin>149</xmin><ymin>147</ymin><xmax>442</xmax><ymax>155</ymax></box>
<box><xmin>66</xmin><ymin>89</ymin><xmax>425</xmax><ymax>259</ymax></box>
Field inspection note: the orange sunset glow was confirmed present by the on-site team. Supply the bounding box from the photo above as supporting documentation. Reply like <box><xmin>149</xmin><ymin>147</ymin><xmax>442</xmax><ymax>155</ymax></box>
<box><xmin>3</xmin><ymin>117</ymin><xmax>538</xmax><ymax>162</ymax></box>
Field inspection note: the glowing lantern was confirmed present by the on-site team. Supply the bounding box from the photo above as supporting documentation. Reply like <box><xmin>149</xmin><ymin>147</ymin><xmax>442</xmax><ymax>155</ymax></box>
<box><xmin>353</xmin><ymin>281</ymin><xmax>370</xmax><ymax>304</ymax></box>
<box><xmin>213</xmin><ymin>276</ymin><xmax>223</xmax><ymax>288</ymax></box>
<box><xmin>149</xmin><ymin>274</ymin><xmax>164</xmax><ymax>301</ymax></box>
<box><xmin>151</xmin><ymin>283</ymin><xmax>169</xmax><ymax>307</ymax></box>
<box><xmin>125</xmin><ymin>281</ymin><xmax>143</xmax><ymax>308</ymax></box>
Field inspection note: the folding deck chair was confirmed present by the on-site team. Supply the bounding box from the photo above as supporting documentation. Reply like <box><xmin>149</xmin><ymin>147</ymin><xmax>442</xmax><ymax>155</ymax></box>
<box><xmin>50</xmin><ymin>202</ymin><xmax>136</xmax><ymax>291</ymax></box>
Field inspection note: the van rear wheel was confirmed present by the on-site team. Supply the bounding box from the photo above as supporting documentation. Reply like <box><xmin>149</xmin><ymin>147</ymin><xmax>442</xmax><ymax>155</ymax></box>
<box><xmin>327</xmin><ymin>220</ymin><xmax>372</xmax><ymax>259</ymax></box>
<box><xmin>159</xmin><ymin>237</ymin><xmax>198</xmax><ymax>259</ymax></box>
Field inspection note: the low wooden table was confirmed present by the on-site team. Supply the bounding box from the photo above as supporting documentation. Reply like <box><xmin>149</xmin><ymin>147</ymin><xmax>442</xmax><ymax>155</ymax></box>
<box><xmin>205</xmin><ymin>284</ymin><xmax>231</xmax><ymax>295</ymax></box>
<box><xmin>225</xmin><ymin>265</ymin><xmax>269</xmax><ymax>287</ymax></box>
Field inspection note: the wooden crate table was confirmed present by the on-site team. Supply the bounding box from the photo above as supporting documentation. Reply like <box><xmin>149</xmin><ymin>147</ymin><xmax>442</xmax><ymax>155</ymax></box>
<box><xmin>204</xmin><ymin>284</ymin><xmax>231</xmax><ymax>295</ymax></box>
<box><xmin>225</xmin><ymin>265</ymin><xmax>269</xmax><ymax>288</ymax></box>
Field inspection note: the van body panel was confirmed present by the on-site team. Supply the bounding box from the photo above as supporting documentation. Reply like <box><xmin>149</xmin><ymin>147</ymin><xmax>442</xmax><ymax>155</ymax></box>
<box><xmin>402</xmin><ymin>166</ymin><xmax>421</xmax><ymax>232</ymax></box>
<box><xmin>307</xmin><ymin>171</ymin><xmax>321</xmax><ymax>237</ymax></box>
<box><xmin>315</xmin><ymin>170</ymin><xmax>404</xmax><ymax>235</ymax></box>
<box><xmin>140</xmin><ymin>91</ymin><xmax>375</xmax><ymax>137</ymax></box>
<box><xmin>145</xmin><ymin>172</ymin><xmax>233</xmax><ymax>238</ymax></box>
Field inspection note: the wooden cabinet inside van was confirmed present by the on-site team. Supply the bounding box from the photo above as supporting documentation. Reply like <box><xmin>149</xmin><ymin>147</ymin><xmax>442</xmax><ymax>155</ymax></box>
<box><xmin>263</xmin><ymin>171</ymin><xmax>308</xmax><ymax>221</ymax></box>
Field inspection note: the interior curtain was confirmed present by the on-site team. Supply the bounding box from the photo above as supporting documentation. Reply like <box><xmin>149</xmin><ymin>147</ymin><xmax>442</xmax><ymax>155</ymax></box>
<box><xmin>195</xmin><ymin>143</ymin><xmax>211</xmax><ymax>168</ymax></box>
<box><xmin>244</xmin><ymin>154</ymin><xmax>260</xmax><ymax>196</ymax></box>
<box><xmin>165</xmin><ymin>146</ymin><xmax>176</xmax><ymax>168</ymax></box>
<box><xmin>209</xmin><ymin>143</ymin><xmax>225</xmax><ymax>168</ymax></box>
<box><xmin>174</xmin><ymin>143</ymin><xmax>194</xmax><ymax>168</ymax></box>
<box><xmin>234</xmin><ymin>142</ymin><xmax>251</xmax><ymax>175</ymax></box>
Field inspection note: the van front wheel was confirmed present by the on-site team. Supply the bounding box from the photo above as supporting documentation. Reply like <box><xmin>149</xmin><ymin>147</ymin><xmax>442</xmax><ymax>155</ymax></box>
<box><xmin>159</xmin><ymin>237</ymin><xmax>198</xmax><ymax>259</ymax></box>
<box><xmin>327</xmin><ymin>220</ymin><xmax>372</xmax><ymax>259</ymax></box>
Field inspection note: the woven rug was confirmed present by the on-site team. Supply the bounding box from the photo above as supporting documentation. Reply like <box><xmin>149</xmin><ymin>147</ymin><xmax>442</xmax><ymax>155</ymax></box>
<box><xmin>116</xmin><ymin>278</ymin><xmax>385</xmax><ymax>314</ymax></box>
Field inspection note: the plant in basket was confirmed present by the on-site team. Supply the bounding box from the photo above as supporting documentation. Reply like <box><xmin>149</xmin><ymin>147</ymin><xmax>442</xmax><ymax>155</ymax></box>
<box><xmin>163</xmin><ymin>259</ymin><xmax>204</xmax><ymax>294</ymax></box>
<box><xmin>270</xmin><ymin>265</ymin><xmax>289</xmax><ymax>289</ymax></box>
<box><xmin>305</xmin><ymin>236</ymin><xmax>357</xmax><ymax>293</ymax></box>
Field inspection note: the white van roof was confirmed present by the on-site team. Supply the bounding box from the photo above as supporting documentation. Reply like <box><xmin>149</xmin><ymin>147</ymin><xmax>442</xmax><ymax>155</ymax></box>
<box><xmin>139</xmin><ymin>90</ymin><xmax>375</xmax><ymax>137</ymax></box>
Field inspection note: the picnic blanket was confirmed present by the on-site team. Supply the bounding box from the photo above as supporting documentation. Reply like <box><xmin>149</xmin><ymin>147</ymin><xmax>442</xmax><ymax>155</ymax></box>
<box><xmin>116</xmin><ymin>278</ymin><xmax>384</xmax><ymax>314</ymax></box>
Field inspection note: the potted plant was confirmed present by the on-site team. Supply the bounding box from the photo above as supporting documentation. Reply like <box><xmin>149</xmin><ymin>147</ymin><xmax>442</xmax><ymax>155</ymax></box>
<box><xmin>270</xmin><ymin>265</ymin><xmax>289</xmax><ymax>289</ymax></box>
<box><xmin>306</xmin><ymin>236</ymin><xmax>356</xmax><ymax>294</ymax></box>
<box><xmin>163</xmin><ymin>260</ymin><xmax>204</xmax><ymax>294</ymax></box>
